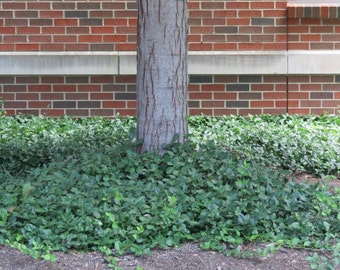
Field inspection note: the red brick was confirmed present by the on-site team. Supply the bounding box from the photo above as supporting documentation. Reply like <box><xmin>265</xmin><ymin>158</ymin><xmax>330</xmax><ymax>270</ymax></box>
<box><xmin>288</xmin><ymin>92</ymin><xmax>309</xmax><ymax>99</ymax></box>
<box><xmin>301</xmin><ymin>34</ymin><xmax>321</xmax><ymax>42</ymax></box>
<box><xmin>90</xmin><ymin>11</ymin><xmax>113</xmax><ymax>18</ymax></box>
<box><xmin>189</xmin><ymin>92</ymin><xmax>213</xmax><ymax>100</ymax></box>
<box><xmin>127</xmin><ymin>101</ymin><xmax>136</xmax><ymax>108</ymax></box>
<box><xmin>227</xmin><ymin>18</ymin><xmax>250</xmax><ymax>26</ymax></box>
<box><xmin>2</xmin><ymin>3</ymin><xmax>26</xmax><ymax>9</ymax></box>
<box><xmin>189</xmin><ymin>10</ymin><xmax>212</xmax><ymax>18</ymax></box>
<box><xmin>90</xmin><ymin>93</ymin><xmax>114</xmax><ymax>100</ymax></box>
<box><xmin>264</xmin><ymin>10</ymin><xmax>286</xmax><ymax>17</ymax></box>
<box><xmin>288</xmin><ymin>100</ymin><xmax>300</xmax><ymax>107</ymax></box>
<box><xmin>239</xmin><ymin>109</ymin><xmax>262</xmax><ymax>115</ymax></box>
<box><xmin>203</xmin><ymin>18</ymin><xmax>226</xmax><ymax>26</ymax></box>
<box><xmin>104</xmin><ymin>18</ymin><xmax>128</xmax><ymax>26</ymax></box>
<box><xmin>202</xmin><ymin>35</ymin><xmax>225</xmax><ymax>42</ymax></box>
<box><xmin>322</xmin><ymin>19</ymin><xmax>340</xmax><ymax>26</ymax></box>
<box><xmin>5</xmin><ymin>19</ymin><xmax>29</xmax><ymax>27</ymax></box>
<box><xmin>41</xmin><ymin>44</ymin><xmax>64</xmax><ymax>51</ymax></box>
<box><xmin>214</xmin><ymin>109</ymin><xmax>237</xmax><ymax>116</ymax></box>
<box><xmin>17</xmin><ymin>27</ymin><xmax>40</xmax><ymax>34</ymax></box>
<box><xmin>202</xmin><ymin>101</ymin><xmax>225</xmax><ymax>108</ymax></box>
<box><xmin>251</xmin><ymin>101</ymin><xmax>274</xmax><ymax>108</ymax></box>
<box><xmin>310</xmin><ymin>43</ymin><xmax>333</xmax><ymax>50</ymax></box>
<box><xmin>226</xmin><ymin>2</ymin><xmax>249</xmax><ymax>9</ymax></box>
<box><xmin>92</xmin><ymin>27</ymin><xmax>115</xmax><ymax>34</ymax></box>
<box><xmin>188</xmin><ymin>2</ymin><xmax>200</xmax><ymax>9</ymax></box>
<box><xmin>301</xmin><ymin>100</ymin><xmax>321</xmax><ymax>107</ymax></box>
<box><xmin>323</xmin><ymin>84</ymin><xmax>340</xmax><ymax>91</ymax></box>
<box><xmin>114</xmin><ymin>11</ymin><xmax>137</xmax><ymax>20</ymax></box>
<box><xmin>103</xmin><ymin>101</ymin><xmax>126</xmax><ymax>109</ymax></box>
<box><xmin>66</xmin><ymin>110</ymin><xmax>89</xmax><ymax>117</ymax></box>
<box><xmin>201</xmin><ymin>2</ymin><xmax>225</xmax><ymax>9</ymax></box>
<box><xmin>238</xmin><ymin>10</ymin><xmax>262</xmax><ymax>18</ymax></box>
<box><xmin>91</xmin><ymin>109</ymin><xmax>114</xmax><ymax>117</ymax></box>
<box><xmin>103</xmin><ymin>35</ymin><xmax>126</xmax><ymax>42</ymax></box>
<box><xmin>322</xmin><ymin>35</ymin><xmax>340</xmax><ymax>42</ymax></box>
<box><xmin>41</xmin><ymin>93</ymin><xmax>64</xmax><ymax>100</ymax></box>
<box><xmin>4</xmin><ymin>35</ymin><xmax>27</xmax><ymax>43</ymax></box>
<box><xmin>276</xmin><ymin>101</ymin><xmax>287</xmax><ymax>107</ymax></box>
<box><xmin>213</xmin><ymin>43</ymin><xmax>238</xmax><ymax>50</ymax></box>
<box><xmin>77</xmin><ymin>85</ymin><xmax>100</xmax><ymax>92</ymax></box>
<box><xmin>41</xmin><ymin>77</ymin><xmax>64</xmax><ymax>84</ymax></box>
<box><xmin>311</xmin><ymin>108</ymin><xmax>334</xmax><ymax>115</ymax></box>
<box><xmin>310</xmin><ymin>26</ymin><xmax>333</xmax><ymax>33</ymax></box>
<box><xmin>115</xmin><ymin>76</ymin><xmax>136</xmax><ymax>84</ymax></box>
<box><xmin>213</xmin><ymin>93</ymin><xmax>237</xmax><ymax>100</ymax></box>
<box><xmin>288</xmin><ymin>108</ymin><xmax>310</xmax><ymax>114</ymax></box>
<box><xmin>28</xmin><ymin>85</ymin><xmax>51</xmax><ymax>92</ymax></box>
<box><xmin>27</xmin><ymin>2</ymin><xmax>51</xmax><ymax>9</ymax></box>
<box><xmin>54</xmin><ymin>19</ymin><xmax>78</xmax><ymax>26</ymax></box>
<box><xmin>239</xmin><ymin>43</ymin><xmax>262</xmax><ymax>50</ymax></box>
<box><xmin>53</xmin><ymin>35</ymin><xmax>77</xmax><ymax>43</ymax></box>
<box><xmin>189</xmin><ymin>109</ymin><xmax>213</xmax><ymax>115</ymax></box>
<box><xmin>79</xmin><ymin>35</ymin><xmax>102</xmax><ymax>43</ymax></box>
<box><xmin>214</xmin><ymin>10</ymin><xmax>237</xmax><ymax>18</ymax></box>
<box><xmin>115</xmin><ymin>109</ymin><xmax>136</xmax><ymax>116</ymax></box>
<box><xmin>29</xmin><ymin>35</ymin><xmax>52</xmax><ymax>43</ymax></box>
<box><xmin>42</xmin><ymin>27</ymin><xmax>65</xmax><ymax>34</ymax></box>
<box><xmin>289</xmin><ymin>26</ymin><xmax>309</xmax><ymax>33</ymax></box>
<box><xmin>263</xmin><ymin>43</ymin><xmax>287</xmax><ymax>50</ymax></box>
<box><xmin>189</xmin><ymin>43</ymin><xmax>213</xmax><ymax>51</ymax></box>
<box><xmin>16</xmin><ymin>44</ymin><xmax>39</xmax><ymax>51</ymax></box>
<box><xmin>4</xmin><ymin>101</ymin><xmax>27</xmax><ymax>109</ymax></box>
<box><xmin>91</xmin><ymin>76</ymin><xmax>114</xmax><ymax>84</ymax></box>
<box><xmin>16</xmin><ymin>93</ymin><xmax>39</xmax><ymax>100</ymax></box>
<box><xmin>190</xmin><ymin>26</ymin><xmax>214</xmax><ymax>34</ymax></box>
<box><xmin>239</xmin><ymin>26</ymin><xmax>262</xmax><ymax>34</ymax></box>
<box><xmin>53</xmin><ymin>85</ymin><xmax>76</xmax><ymax>92</ymax></box>
<box><xmin>188</xmin><ymin>35</ymin><xmax>201</xmax><ymax>42</ymax></box>
<box><xmin>301</xmin><ymin>19</ymin><xmax>321</xmax><ymax>26</ymax></box>
<box><xmin>288</xmin><ymin>43</ymin><xmax>309</xmax><ymax>50</ymax></box>
<box><xmin>115</xmin><ymin>44</ymin><xmax>136</xmax><ymax>51</ymax></box>
<box><xmin>29</xmin><ymin>101</ymin><xmax>51</xmax><ymax>108</ymax></box>
<box><xmin>250</xmin><ymin>2</ymin><xmax>275</xmax><ymax>9</ymax></box>
<box><xmin>0</xmin><ymin>27</ymin><xmax>15</xmax><ymax>34</ymax></box>
<box><xmin>202</xmin><ymin>84</ymin><xmax>225</xmax><ymax>92</ymax></box>
<box><xmin>263</xmin><ymin>92</ymin><xmax>287</xmax><ymax>99</ymax></box>
<box><xmin>41</xmin><ymin>110</ymin><xmax>65</xmax><ymax>117</ymax></box>
<box><xmin>39</xmin><ymin>10</ymin><xmax>64</xmax><ymax>19</ymax></box>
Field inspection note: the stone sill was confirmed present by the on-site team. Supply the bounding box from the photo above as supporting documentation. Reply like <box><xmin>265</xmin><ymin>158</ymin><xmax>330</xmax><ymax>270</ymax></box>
<box><xmin>1</xmin><ymin>51</ymin><xmax>340</xmax><ymax>76</ymax></box>
<box><xmin>287</xmin><ymin>0</ymin><xmax>340</xmax><ymax>19</ymax></box>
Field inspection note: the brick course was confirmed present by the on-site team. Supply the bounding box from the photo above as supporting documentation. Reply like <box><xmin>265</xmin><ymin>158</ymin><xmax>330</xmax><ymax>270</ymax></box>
<box><xmin>0</xmin><ymin>0</ymin><xmax>340</xmax><ymax>116</ymax></box>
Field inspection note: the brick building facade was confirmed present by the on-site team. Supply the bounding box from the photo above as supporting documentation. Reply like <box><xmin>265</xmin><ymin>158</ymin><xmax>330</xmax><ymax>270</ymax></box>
<box><xmin>0</xmin><ymin>0</ymin><xmax>339</xmax><ymax>117</ymax></box>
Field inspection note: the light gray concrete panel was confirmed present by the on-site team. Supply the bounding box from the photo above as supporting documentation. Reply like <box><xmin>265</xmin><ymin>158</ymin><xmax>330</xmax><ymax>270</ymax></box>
<box><xmin>288</xmin><ymin>51</ymin><xmax>340</xmax><ymax>75</ymax></box>
<box><xmin>2</xmin><ymin>51</ymin><xmax>340</xmax><ymax>76</ymax></box>
<box><xmin>0</xmin><ymin>52</ymin><xmax>119</xmax><ymax>75</ymax></box>
<box><xmin>119</xmin><ymin>52</ymin><xmax>137</xmax><ymax>74</ymax></box>
<box><xmin>188</xmin><ymin>51</ymin><xmax>287</xmax><ymax>75</ymax></box>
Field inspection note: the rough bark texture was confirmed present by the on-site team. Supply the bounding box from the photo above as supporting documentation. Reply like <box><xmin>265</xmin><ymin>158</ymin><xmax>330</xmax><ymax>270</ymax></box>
<box><xmin>136</xmin><ymin>0</ymin><xmax>188</xmax><ymax>154</ymax></box>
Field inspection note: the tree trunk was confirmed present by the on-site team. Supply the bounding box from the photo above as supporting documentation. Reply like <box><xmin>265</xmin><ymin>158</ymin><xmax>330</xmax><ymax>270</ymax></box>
<box><xmin>136</xmin><ymin>0</ymin><xmax>188</xmax><ymax>154</ymax></box>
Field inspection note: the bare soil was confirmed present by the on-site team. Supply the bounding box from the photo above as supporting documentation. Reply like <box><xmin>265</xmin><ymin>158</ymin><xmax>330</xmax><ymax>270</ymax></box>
<box><xmin>1</xmin><ymin>173</ymin><xmax>339</xmax><ymax>270</ymax></box>
<box><xmin>1</xmin><ymin>242</ymin><xmax>336</xmax><ymax>270</ymax></box>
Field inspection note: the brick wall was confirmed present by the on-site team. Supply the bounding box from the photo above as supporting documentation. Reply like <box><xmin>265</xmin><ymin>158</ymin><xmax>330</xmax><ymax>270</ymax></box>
<box><xmin>0</xmin><ymin>1</ymin><xmax>339</xmax><ymax>116</ymax></box>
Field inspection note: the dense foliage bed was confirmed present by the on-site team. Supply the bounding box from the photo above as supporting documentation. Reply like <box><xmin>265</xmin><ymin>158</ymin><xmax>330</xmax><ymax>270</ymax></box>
<box><xmin>0</xmin><ymin>114</ymin><xmax>339</xmax><ymax>269</ymax></box>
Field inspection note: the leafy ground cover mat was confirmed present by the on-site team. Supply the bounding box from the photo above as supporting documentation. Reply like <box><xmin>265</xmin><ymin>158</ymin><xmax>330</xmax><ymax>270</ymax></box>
<box><xmin>0</xmin><ymin>114</ymin><xmax>339</xmax><ymax>269</ymax></box>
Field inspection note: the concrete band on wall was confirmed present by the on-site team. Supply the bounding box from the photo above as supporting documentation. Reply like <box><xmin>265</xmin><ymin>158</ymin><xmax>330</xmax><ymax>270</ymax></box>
<box><xmin>1</xmin><ymin>51</ymin><xmax>339</xmax><ymax>76</ymax></box>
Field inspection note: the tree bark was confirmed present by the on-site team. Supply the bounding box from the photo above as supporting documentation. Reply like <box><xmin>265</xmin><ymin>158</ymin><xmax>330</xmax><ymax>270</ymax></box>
<box><xmin>136</xmin><ymin>0</ymin><xmax>188</xmax><ymax>154</ymax></box>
